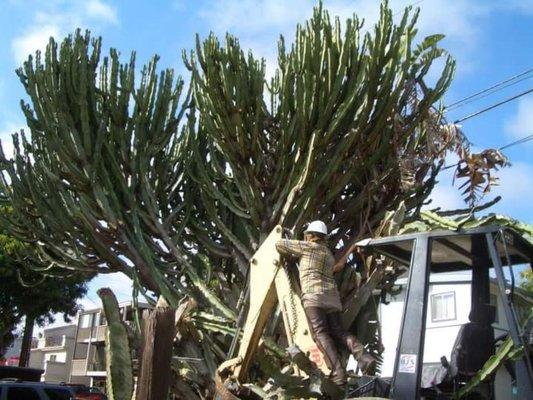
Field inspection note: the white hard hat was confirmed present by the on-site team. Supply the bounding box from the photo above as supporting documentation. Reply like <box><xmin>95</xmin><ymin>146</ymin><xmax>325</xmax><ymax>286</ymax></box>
<box><xmin>304</xmin><ymin>220</ymin><xmax>328</xmax><ymax>236</ymax></box>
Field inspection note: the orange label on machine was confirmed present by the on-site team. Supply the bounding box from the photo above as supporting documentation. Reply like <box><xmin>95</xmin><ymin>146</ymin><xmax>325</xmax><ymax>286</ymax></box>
<box><xmin>307</xmin><ymin>344</ymin><xmax>326</xmax><ymax>369</ymax></box>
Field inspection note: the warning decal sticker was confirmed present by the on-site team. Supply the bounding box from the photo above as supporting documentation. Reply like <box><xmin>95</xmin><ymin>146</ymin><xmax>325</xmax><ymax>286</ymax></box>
<box><xmin>398</xmin><ymin>354</ymin><xmax>417</xmax><ymax>373</ymax></box>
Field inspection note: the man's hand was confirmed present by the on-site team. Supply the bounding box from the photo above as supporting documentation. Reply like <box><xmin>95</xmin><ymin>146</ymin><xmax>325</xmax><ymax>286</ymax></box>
<box><xmin>282</xmin><ymin>227</ymin><xmax>295</xmax><ymax>238</ymax></box>
<box><xmin>332</xmin><ymin>260</ymin><xmax>345</xmax><ymax>274</ymax></box>
<box><xmin>333</xmin><ymin>245</ymin><xmax>366</xmax><ymax>274</ymax></box>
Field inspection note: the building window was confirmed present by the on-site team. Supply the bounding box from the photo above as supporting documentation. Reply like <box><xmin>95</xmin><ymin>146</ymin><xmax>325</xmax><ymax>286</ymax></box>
<box><xmin>49</xmin><ymin>354</ymin><xmax>57</xmax><ymax>362</ymax></box>
<box><xmin>80</xmin><ymin>313</ymin><xmax>92</xmax><ymax>328</ymax></box>
<box><xmin>73</xmin><ymin>343</ymin><xmax>89</xmax><ymax>359</ymax></box>
<box><xmin>98</xmin><ymin>312</ymin><xmax>107</xmax><ymax>326</ymax></box>
<box><xmin>431</xmin><ymin>291</ymin><xmax>456</xmax><ymax>322</ymax></box>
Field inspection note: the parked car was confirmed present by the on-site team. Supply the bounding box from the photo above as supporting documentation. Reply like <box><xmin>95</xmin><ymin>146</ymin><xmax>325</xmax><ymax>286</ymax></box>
<box><xmin>61</xmin><ymin>384</ymin><xmax>107</xmax><ymax>400</ymax></box>
<box><xmin>0</xmin><ymin>366</ymin><xmax>43</xmax><ymax>382</ymax></box>
<box><xmin>0</xmin><ymin>380</ymin><xmax>75</xmax><ymax>399</ymax></box>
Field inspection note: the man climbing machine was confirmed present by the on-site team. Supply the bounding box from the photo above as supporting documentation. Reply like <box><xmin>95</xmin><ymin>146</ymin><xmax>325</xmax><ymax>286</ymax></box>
<box><xmin>275</xmin><ymin>220</ymin><xmax>376</xmax><ymax>385</ymax></box>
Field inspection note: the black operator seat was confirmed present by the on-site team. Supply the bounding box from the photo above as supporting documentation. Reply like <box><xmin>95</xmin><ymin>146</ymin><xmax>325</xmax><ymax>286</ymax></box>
<box><xmin>450</xmin><ymin>304</ymin><xmax>497</xmax><ymax>378</ymax></box>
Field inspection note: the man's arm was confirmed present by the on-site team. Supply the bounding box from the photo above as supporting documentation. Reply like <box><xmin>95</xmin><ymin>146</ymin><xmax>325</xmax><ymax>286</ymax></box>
<box><xmin>275</xmin><ymin>239</ymin><xmax>307</xmax><ymax>257</ymax></box>
<box><xmin>332</xmin><ymin>261</ymin><xmax>345</xmax><ymax>274</ymax></box>
<box><xmin>332</xmin><ymin>245</ymin><xmax>365</xmax><ymax>273</ymax></box>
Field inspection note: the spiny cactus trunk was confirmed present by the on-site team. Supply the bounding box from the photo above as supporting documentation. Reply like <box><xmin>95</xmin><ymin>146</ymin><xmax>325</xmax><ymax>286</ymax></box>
<box><xmin>98</xmin><ymin>288</ymin><xmax>134</xmax><ymax>400</ymax></box>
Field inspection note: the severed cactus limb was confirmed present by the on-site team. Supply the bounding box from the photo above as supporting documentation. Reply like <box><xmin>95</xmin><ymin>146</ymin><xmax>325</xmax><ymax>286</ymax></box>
<box><xmin>97</xmin><ymin>288</ymin><xmax>134</xmax><ymax>400</ymax></box>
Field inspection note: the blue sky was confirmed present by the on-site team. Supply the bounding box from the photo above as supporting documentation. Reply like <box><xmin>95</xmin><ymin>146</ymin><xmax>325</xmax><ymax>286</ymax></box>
<box><xmin>0</xmin><ymin>0</ymin><xmax>532</xmax><ymax>314</ymax></box>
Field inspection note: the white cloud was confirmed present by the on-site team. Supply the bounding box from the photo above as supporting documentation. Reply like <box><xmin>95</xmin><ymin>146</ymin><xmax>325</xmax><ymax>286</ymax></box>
<box><xmin>86</xmin><ymin>272</ymin><xmax>135</xmax><ymax>304</ymax></box>
<box><xmin>426</xmin><ymin>160</ymin><xmax>533</xmax><ymax>223</ymax></box>
<box><xmin>12</xmin><ymin>25</ymin><xmax>60</xmax><ymax>65</ymax></box>
<box><xmin>196</xmin><ymin>0</ymin><xmax>499</xmax><ymax>80</ymax></box>
<box><xmin>488</xmin><ymin>161</ymin><xmax>533</xmax><ymax>222</ymax></box>
<box><xmin>0</xmin><ymin>122</ymin><xmax>26</xmax><ymax>159</ymax></box>
<box><xmin>11</xmin><ymin>1</ymin><xmax>119</xmax><ymax>65</ymax></box>
<box><xmin>85</xmin><ymin>0</ymin><xmax>118</xmax><ymax>25</ymax></box>
<box><xmin>426</xmin><ymin>181</ymin><xmax>465</xmax><ymax>211</ymax></box>
<box><xmin>199</xmin><ymin>0</ymin><xmax>311</xmax><ymax>35</ymax></box>
<box><xmin>34</xmin><ymin>272</ymin><xmax>139</xmax><ymax>333</ymax></box>
<box><xmin>504</xmin><ymin>97</ymin><xmax>533</xmax><ymax>139</ymax></box>
<box><xmin>425</xmin><ymin>153</ymin><xmax>465</xmax><ymax>212</ymax></box>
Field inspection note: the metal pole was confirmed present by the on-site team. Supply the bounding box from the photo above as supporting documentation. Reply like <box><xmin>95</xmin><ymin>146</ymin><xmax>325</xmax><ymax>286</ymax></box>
<box><xmin>391</xmin><ymin>235</ymin><xmax>431</xmax><ymax>400</ymax></box>
<box><xmin>485</xmin><ymin>232</ymin><xmax>533</xmax><ymax>397</ymax></box>
<box><xmin>84</xmin><ymin>312</ymin><xmax>95</xmax><ymax>376</ymax></box>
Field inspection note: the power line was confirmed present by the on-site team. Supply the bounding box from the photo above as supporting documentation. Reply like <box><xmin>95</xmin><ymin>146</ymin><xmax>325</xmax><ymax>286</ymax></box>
<box><xmin>445</xmin><ymin>68</ymin><xmax>533</xmax><ymax>110</ymax></box>
<box><xmin>499</xmin><ymin>134</ymin><xmax>533</xmax><ymax>151</ymax></box>
<box><xmin>395</xmin><ymin>0</ymin><xmax>426</xmax><ymax>16</ymax></box>
<box><xmin>445</xmin><ymin>72</ymin><xmax>533</xmax><ymax>112</ymax></box>
<box><xmin>441</xmin><ymin>133</ymin><xmax>533</xmax><ymax>171</ymax></box>
<box><xmin>452</xmin><ymin>88</ymin><xmax>533</xmax><ymax>124</ymax></box>
<box><xmin>82</xmin><ymin>294</ymin><xmax>100</xmax><ymax>308</ymax></box>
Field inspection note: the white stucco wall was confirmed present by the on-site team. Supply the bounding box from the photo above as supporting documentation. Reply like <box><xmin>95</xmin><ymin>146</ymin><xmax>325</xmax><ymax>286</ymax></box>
<box><xmin>378</xmin><ymin>292</ymin><xmax>405</xmax><ymax>377</ymax></box>
<box><xmin>28</xmin><ymin>325</ymin><xmax>76</xmax><ymax>383</ymax></box>
<box><xmin>45</xmin><ymin>352</ymin><xmax>67</xmax><ymax>363</ymax></box>
<box><xmin>43</xmin><ymin>360</ymin><xmax>69</xmax><ymax>382</ymax></box>
<box><xmin>28</xmin><ymin>350</ymin><xmax>44</xmax><ymax>369</ymax></box>
<box><xmin>423</xmin><ymin>283</ymin><xmax>471</xmax><ymax>363</ymax></box>
<box><xmin>379</xmin><ymin>279</ymin><xmax>475</xmax><ymax>376</ymax></box>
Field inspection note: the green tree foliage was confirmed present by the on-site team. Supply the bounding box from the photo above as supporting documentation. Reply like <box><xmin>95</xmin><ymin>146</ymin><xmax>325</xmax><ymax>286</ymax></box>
<box><xmin>0</xmin><ymin>222</ymin><xmax>89</xmax><ymax>361</ymax></box>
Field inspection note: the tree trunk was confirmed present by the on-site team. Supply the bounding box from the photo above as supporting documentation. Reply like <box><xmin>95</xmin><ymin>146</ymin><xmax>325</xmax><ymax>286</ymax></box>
<box><xmin>136</xmin><ymin>299</ymin><xmax>176</xmax><ymax>400</ymax></box>
<box><xmin>19</xmin><ymin>316</ymin><xmax>34</xmax><ymax>367</ymax></box>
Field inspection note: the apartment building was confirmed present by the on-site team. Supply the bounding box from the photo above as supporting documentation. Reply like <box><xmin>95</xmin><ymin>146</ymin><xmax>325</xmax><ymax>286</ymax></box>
<box><xmin>69</xmin><ymin>300</ymin><xmax>150</xmax><ymax>391</ymax></box>
<box><xmin>28</xmin><ymin>324</ymin><xmax>76</xmax><ymax>382</ymax></box>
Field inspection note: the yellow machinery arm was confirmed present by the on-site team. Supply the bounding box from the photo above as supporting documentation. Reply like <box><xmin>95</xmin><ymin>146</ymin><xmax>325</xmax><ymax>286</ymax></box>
<box><xmin>229</xmin><ymin>225</ymin><xmax>329</xmax><ymax>381</ymax></box>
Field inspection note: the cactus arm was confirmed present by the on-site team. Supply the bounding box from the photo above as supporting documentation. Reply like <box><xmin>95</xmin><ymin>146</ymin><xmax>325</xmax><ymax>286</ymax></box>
<box><xmin>97</xmin><ymin>288</ymin><xmax>134</xmax><ymax>400</ymax></box>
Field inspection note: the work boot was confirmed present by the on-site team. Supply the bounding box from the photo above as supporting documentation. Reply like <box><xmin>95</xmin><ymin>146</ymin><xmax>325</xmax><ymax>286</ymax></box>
<box><xmin>331</xmin><ymin>365</ymin><xmax>347</xmax><ymax>386</ymax></box>
<box><xmin>345</xmin><ymin>334</ymin><xmax>377</xmax><ymax>375</ymax></box>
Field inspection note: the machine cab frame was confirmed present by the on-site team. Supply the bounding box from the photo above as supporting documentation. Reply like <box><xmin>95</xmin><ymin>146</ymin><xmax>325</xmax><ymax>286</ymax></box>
<box><xmin>358</xmin><ymin>225</ymin><xmax>533</xmax><ymax>399</ymax></box>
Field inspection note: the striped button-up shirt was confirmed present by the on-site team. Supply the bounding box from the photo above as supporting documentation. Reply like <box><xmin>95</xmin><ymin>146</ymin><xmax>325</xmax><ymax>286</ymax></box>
<box><xmin>275</xmin><ymin>239</ymin><xmax>342</xmax><ymax>312</ymax></box>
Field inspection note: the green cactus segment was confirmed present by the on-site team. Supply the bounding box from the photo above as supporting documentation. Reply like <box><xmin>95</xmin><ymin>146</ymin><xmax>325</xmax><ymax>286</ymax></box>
<box><xmin>97</xmin><ymin>288</ymin><xmax>134</xmax><ymax>400</ymax></box>
<box><xmin>402</xmin><ymin>211</ymin><xmax>533</xmax><ymax>245</ymax></box>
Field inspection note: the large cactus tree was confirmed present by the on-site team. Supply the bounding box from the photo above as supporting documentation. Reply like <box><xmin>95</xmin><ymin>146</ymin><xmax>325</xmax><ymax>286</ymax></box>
<box><xmin>185</xmin><ymin>1</ymin><xmax>503</xmax><ymax>327</ymax></box>
<box><xmin>0</xmin><ymin>31</ymin><xmax>232</xmax><ymax>314</ymax></box>
<box><xmin>0</xmin><ymin>1</ymin><xmax>507</xmax><ymax>397</ymax></box>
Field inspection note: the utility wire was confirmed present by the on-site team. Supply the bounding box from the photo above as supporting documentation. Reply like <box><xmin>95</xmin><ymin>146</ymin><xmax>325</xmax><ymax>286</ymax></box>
<box><xmin>452</xmin><ymin>88</ymin><xmax>533</xmax><ymax>124</ymax></box>
<box><xmin>445</xmin><ymin>68</ymin><xmax>533</xmax><ymax>110</ymax></box>
<box><xmin>396</xmin><ymin>0</ymin><xmax>426</xmax><ymax>16</ymax></box>
<box><xmin>441</xmin><ymin>133</ymin><xmax>533</xmax><ymax>171</ymax></box>
<box><xmin>83</xmin><ymin>294</ymin><xmax>101</xmax><ymax>308</ymax></box>
<box><xmin>499</xmin><ymin>134</ymin><xmax>533</xmax><ymax>151</ymax></box>
<box><xmin>445</xmin><ymin>73</ymin><xmax>533</xmax><ymax>112</ymax></box>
